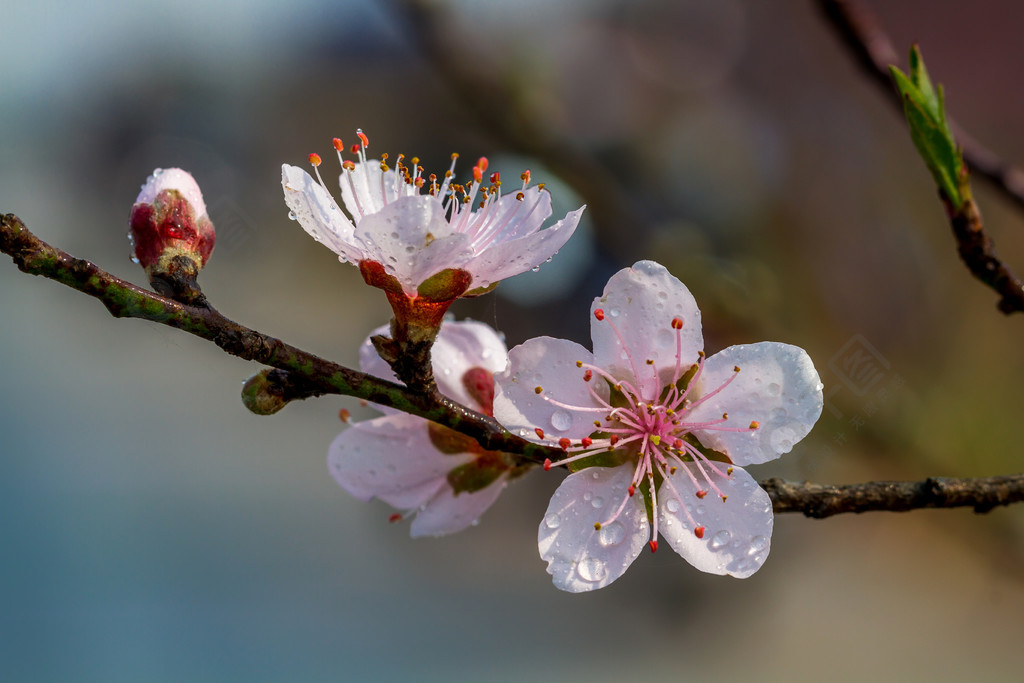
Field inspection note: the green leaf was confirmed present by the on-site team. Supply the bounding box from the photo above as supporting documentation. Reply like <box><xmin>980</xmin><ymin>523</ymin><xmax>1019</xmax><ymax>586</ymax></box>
<box><xmin>889</xmin><ymin>45</ymin><xmax>965</xmax><ymax>208</ymax></box>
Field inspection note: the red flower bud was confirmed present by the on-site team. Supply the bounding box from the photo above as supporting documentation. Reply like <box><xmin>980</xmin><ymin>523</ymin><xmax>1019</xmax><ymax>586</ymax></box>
<box><xmin>129</xmin><ymin>168</ymin><xmax>215</xmax><ymax>275</ymax></box>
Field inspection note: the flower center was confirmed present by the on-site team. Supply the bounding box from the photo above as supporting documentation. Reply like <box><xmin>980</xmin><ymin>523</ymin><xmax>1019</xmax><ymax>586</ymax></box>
<box><xmin>534</xmin><ymin>311</ymin><xmax>760</xmax><ymax>551</ymax></box>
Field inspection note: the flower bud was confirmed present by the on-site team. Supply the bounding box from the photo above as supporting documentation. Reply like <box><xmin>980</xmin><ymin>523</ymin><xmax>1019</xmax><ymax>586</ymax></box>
<box><xmin>129</xmin><ymin>168</ymin><xmax>215</xmax><ymax>276</ymax></box>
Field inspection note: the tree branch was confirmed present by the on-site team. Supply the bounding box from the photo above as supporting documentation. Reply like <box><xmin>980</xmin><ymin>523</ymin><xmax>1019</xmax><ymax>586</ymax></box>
<box><xmin>763</xmin><ymin>474</ymin><xmax>1024</xmax><ymax>518</ymax></box>
<box><xmin>0</xmin><ymin>213</ymin><xmax>560</xmax><ymax>465</ymax></box>
<box><xmin>5</xmin><ymin>212</ymin><xmax>1024</xmax><ymax>517</ymax></box>
<box><xmin>818</xmin><ymin>0</ymin><xmax>1024</xmax><ymax>210</ymax></box>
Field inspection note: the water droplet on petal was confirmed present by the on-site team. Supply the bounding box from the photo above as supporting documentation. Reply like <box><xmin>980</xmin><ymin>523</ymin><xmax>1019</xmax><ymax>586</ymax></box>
<box><xmin>767</xmin><ymin>382</ymin><xmax>781</xmax><ymax>397</ymax></box>
<box><xmin>531</xmin><ymin>266</ymin><xmax>541</xmax><ymax>272</ymax></box>
<box><xmin>591</xmin><ymin>496</ymin><xmax>604</xmax><ymax>509</ymax></box>
<box><xmin>576</xmin><ymin>557</ymin><xmax>608</xmax><ymax>583</ymax></box>
<box><xmin>666</xmin><ymin>498</ymin><xmax>681</xmax><ymax>513</ymax></box>
<box><xmin>287</xmin><ymin>211</ymin><xmax>297</xmax><ymax>221</ymax></box>
<box><xmin>550</xmin><ymin>411</ymin><xmax>572</xmax><ymax>431</ymax></box>
<box><xmin>710</xmin><ymin>530</ymin><xmax>731</xmax><ymax>549</ymax></box>
<box><xmin>545</xmin><ymin>513</ymin><xmax>561</xmax><ymax>529</ymax></box>
<box><xmin>598</xmin><ymin>521</ymin><xmax>626</xmax><ymax>547</ymax></box>
<box><xmin>750</xmin><ymin>535</ymin><xmax>768</xmax><ymax>552</ymax></box>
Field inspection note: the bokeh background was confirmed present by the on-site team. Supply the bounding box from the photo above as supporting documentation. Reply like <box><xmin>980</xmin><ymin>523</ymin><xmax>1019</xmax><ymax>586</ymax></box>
<box><xmin>3</xmin><ymin>0</ymin><xmax>1024</xmax><ymax>680</ymax></box>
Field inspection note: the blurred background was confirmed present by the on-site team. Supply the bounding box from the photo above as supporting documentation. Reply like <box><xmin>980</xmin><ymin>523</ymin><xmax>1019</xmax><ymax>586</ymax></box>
<box><xmin>3</xmin><ymin>0</ymin><xmax>1024</xmax><ymax>680</ymax></box>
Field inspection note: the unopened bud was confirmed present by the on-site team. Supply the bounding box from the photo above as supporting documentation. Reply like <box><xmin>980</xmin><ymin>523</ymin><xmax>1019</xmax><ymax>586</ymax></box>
<box><xmin>129</xmin><ymin>168</ymin><xmax>215</xmax><ymax>277</ymax></box>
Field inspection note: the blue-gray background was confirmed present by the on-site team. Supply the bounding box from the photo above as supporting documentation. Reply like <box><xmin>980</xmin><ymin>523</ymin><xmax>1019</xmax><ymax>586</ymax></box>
<box><xmin>3</xmin><ymin>1</ymin><xmax>1024</xmax><ymax>680</ymax></box>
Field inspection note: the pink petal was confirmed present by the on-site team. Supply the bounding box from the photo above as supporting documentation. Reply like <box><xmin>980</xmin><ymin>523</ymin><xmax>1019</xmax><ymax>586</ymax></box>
<box><xmin>462</xmin><ymin>186</ymin><xmax>553</xmax><ymax>244</ymax></box>
<box><xmin>281</xmin><ymin>165</ymin><xmax>365</xmax><ymax>264</ymax></box>
<box><xmin>657</xmin><ymin>464</ymin><xmax>773</xmax><ymax>578</ymax></box>
<box><xmin>462</xmin><ymin>206</ymin><xmax>584</xmax><ymax>289</ymax></box>
<box><xmin>493</xmin><ymin>337</ymin><xmax>602</xmax><ymax>442</ymax></box>
<box><xmin>686</xmin><ymin>342</ymin><xmax>823</xmax><ymax>466</ymax></box>
<box><xmin>338</xmin><ymin>163</ymin><xmax>418</xmax><ymax>219</ymax></box>
<box><xmin>328</xmin><ymin>414</ymin><xmax>473</xmax><ymax>509</ymax></box>
<box><xmin>359</xmin><ymin>321</ymin><xmax>508</xmax><ymax>411</ymax></box>
<box><xmin>410</xmin><ymin>475</ymin><xmax>508</xmax><ymax>538</ymax></box>
<box><xmin>538</xmin><ymin>465</ymin><xmax>648</xmax><ymax>593</ymax></box>
<box><xmin>354</xmin><ymin>196</ymin><xmax>473</xmax><ymax>293</ymax></box>
<box><xmin>590</xmin><ymin>260</ymin><xmax>704</xmax><ymax>401</ymax></box>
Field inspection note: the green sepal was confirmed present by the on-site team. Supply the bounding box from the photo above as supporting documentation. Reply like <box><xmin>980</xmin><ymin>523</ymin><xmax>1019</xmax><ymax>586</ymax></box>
<box><xmin>680</xmin><ymin>432</ymin><xmax>732</xmax><ymax>465</ymax></box>
<box><xmin>462</xmin><ymin>281</ymin><xmax>499</xmax><ymax>297</ymax></box>
<box><xmin>889</xmin><ymin>45</ymin><xmax>965</xmax><ymax>208</ymax></box>
<box><xmin>447</xmin><ymin>456</ymin><xmax>507</xmax><ymax>495</ymax></box>
<box><xmin>417</xmin><ymin>267</ymin><xmax>472</xmax><ymax>302</ymax></box>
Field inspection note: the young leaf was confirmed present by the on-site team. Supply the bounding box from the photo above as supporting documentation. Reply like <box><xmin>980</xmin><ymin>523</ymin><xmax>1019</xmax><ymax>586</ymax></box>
<box><xmin>890</xmin><ymin>45</ymin><xmax>965</xmax><ymax>208</ymax></box>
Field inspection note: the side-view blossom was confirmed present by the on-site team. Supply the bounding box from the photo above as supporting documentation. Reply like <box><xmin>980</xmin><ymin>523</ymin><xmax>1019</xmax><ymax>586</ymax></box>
<box><xmin>282</xmin><ymin>130</ymin><xmax>584</xmax><ymax>334</ymax></box>
<box><xmin>493</xmin><ymin>260</ymin><xmax>823</xmax><ymax>592</ymax></box>
<box><xmin>329</xmin><ymin>319</ymin><xmax>526</xmax><ymax>537</ymax></box>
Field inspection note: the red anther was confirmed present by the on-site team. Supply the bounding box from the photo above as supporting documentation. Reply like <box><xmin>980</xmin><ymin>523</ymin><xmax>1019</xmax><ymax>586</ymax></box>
<box><xmin>558</xmin><ymin>437</ymin><xmax>571</xmax><ymax>451</ymax></box>
<box><xmin>338</xmin><ymin>408</ymin><xmax>350</xmax><ymax>423</ymax></box>
<box><xmin>671</xmin><ymin>317</ymin><xmax>683</xmax><ymax>330</ymax></box>
<box><xmin>580</xmin><ymin>438</ymin><xmax>593</xmax><ymax>448</ymax></box>
<box><xmin>594</xmin><ymin>308</ymin><xmax>605</xmax><ymax>321</ymax></box>
<box><xmin>388</xmin><ymin>513</ymin><xmax>403</xmax><ymax>523</ymax></box>
<box><xmin>489</xmin><ymin>171</ymin><xmax>500</xmax><ymax>184</ymax></box>
<box><xmin>649</xmin><ymin>540</ymin><xmax>658</xmax><ymax>553</ymax></box>
<box><xmin>627</xmin><ymin>484</ymin><xmax>636</xmax><ymax>497</ymax></box>
<box><xmin>357</xmin><ymin>130</ymin><xmax>369</xmax><ymax>148</ymax></box>
<box><xmin>694</xmin><ymin>526</ymin><xmax>706</xmax><ymax>539</ymax></box>
<box><xmin>515</xmin><ymin>191</ymin><xmax>525</xmax><ymax>200</ymax></box>
<box><xmin>473</xmin><ymin>165</ymin><xmax>483</xmax><ymax>183</ymax></box>
<box><xmin>673</xmin><ymin>439</ymin><xmax>683</xmax><ymax>449</ymax></box>
<box><xmin>414</xmin><ymin>177</ymin><xmax>425</xmax><ymax>188</ymax></box>
<box><xmin>350</xmin><ymin>144</ymin><xmax>361</xmax><ymax>154</ymax></box>
<box><xmin>609</xmin><ymin>435</ymin><xmax>620</xmax><ymax>445</ymax></box>
<box><xmin>535</xmin><ymin>427</ymin><xmax>546</xmax><ymax>439</ymax></box>
<box><xmin>477</xmin><ymin>156</ymin><xmax>488</xmax><ymax>172</ymax></box>
<box><xmin>332</xmin><ymin>137</ymin><xmax>344</xmax><ymax>152</ymax></box>
<box><xmin>308</xmin><ymin>153</ymin><xmax>322</xmax><ymax>167</ymax></box>
<box><xmin>696</xmin><ymin>490</ymin><xmax>708</xmax><ymax>499</ymax></box>
<box><xmin>521</xmin><ymin>169</ymin><xmax>531</xmax><ymax>183</ymax></box>
<box><xmin>583</xmin><ymin>370</ymin><xmax>593</xmax><ymax>382</ymax></box>
<box><xmin>543</xmin><ymin>458</ymin><xmax>552</xmax><ymax>471</ymax></box>
<box><xmin>342</xmin><ymin>160</ymin><xmax>355</xmax><ymax>171</ymax></box>
<box><xmin>749</xmin><ymin>420</ymin><xmax>760</xmax><ymax>429</ymax></box>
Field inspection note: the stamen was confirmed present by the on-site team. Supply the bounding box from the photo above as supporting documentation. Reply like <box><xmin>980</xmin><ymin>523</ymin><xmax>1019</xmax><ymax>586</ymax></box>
<box><xmin>338</xmin><ymin>409</ymin><xmax>350</xmax><ymax>423</ymax></box>
<box><xmin>535</xmin><ymin>428</ymin><xmax>545</xmax><ymax>439</ymax></box>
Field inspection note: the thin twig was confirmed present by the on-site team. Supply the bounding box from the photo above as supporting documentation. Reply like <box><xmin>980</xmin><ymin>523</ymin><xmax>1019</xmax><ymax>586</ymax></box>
<box><xmin>818</xmin><ymin>0</ymin><xmax>1024</xmax><ymax>209</ymax></box>
<box><xmin>4</xmin><ymin>212</ymin><xmax>1024</xmax><ymax>516</ymax></box>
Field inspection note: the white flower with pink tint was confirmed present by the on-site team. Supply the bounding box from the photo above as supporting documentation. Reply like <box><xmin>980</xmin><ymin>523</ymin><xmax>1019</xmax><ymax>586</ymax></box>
<box><xmin>493</xmin><ymin>261</ymin><xmax>823</xmax><ymax>592</ymax></box>
<box><xmin>282</xmin><ymin>130</ymin><xmax>584</xmax><ymax>310</ymax></box>
<box><xmin>330</xmin><ymin>320</ymin><xmax>523</xmax><ymax>537</ymax></box>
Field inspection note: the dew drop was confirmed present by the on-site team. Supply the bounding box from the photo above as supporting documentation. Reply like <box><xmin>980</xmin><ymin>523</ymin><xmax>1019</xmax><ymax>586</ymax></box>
<box><xmin>550</xmin><ymin>410</ymin><xmax>572</xmax><ymax>431</ymax></box>
<box><xmin>544</xmin><ymin>513</ymin><xmax>561</xmax><ymax>529</ymax></box>
<box><xmin>609</xmin><ymin>308</ymin><xmax>620</xmax><ymax>317</ymax></box>
<box><xmin>576</xmin><ymin>557</ymin><xmax>608</xmax><ymax>583</ymax></box>
<box><xmin>287</xmin><ymin>211</ymin><xmax>297</xmax><ymax>221</ymax></box>
<box><xmin>583</xmin><ymin>491</ymin><xmax>592</xmax><ymax>502</ymax></box>
<box><xmin>750</xmin><ymin>535</ymin><xmax>768</xmax><ymax>552</ymax></box>
<box><xmin>767</xmin><ymin>382</ymin><xmax>781</xmax><ymax>397</ymax></box>
<box><xmin>666</xmin><ymin>498</ymin><xmax>681</xmax><ymax>513</ymax></box>
<box><xmin>598</xmin><ymin>521</ymin><xmax>626</xmax><ymax>547</ymax></box>
<box><xmin>531</xmin><ymin>266</ymin><xmax>541</xmax><ymax>272</ymax></box>
<box><xmin>710</xmin><ymin>530</ymin><xmax>731</xmax><ymax>549</ymax></box>
<box><xmin>390</xmin><ymin>231</ymin><xmax>399</xmax><ymax>239</ymax></box>
<box><xmin>591</xmin><ymin>496</ymin><xmax>604</xmax><ymax>509</ymax></box>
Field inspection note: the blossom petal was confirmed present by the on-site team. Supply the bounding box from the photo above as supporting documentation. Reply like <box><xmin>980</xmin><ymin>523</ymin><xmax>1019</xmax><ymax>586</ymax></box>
<box><xmin>658</xmin><ymin>464</ymin><xmax>773</xmax><ymax>578</ymax></box>
<box><xmin>463</xmin><ymin>186</ymin><xmax>552</xmax><ymax>244</ymax></box>
<box><xmin>354</xmin><ymin>196</ymin><xmax>473</xmax><ymax>293</ymax></box>
<box><xmin>687</xmin><ymin>342</ymin><xmax>823</xmax><ymax>466</ymax></box>
<box><xmin>281</xmin><ymin>165</ymin><xmax>364</xmax><ymax>263</ymax></box>
<box><xmin>493</xmin><ymin>337</ymin><xmax>602</xmax><ymax>442</ymax></box>
<box><xmin>359</xmin><ymin>321</ymin><xmax>508</xmax><ymax>410</ymax></box>
<box><xmin>590</xmin><ymin>260</ymin><xmax>704</xmax><ymax>400</ymax></box>
<box><xmin>338</xmin><ymin>163</ymin><xmax>418</xmax><ymax>219</ymax></box>
<box><xmin>538</xmin><ymin>465</ymin><xmax>648</xmax><ymax>592</ymax></box>
<box><xmin>410</xmin><ymin>475</ymin><xmax>508</xmax><ymax>538</ymax></box>
<box><xmin>328</xmin><ymin>414</ymin><xmax>473</xmax><ymax>509</ymax></box>
<box><xmin>462</xmin><ymin>206</ymin><xmax>584</xmax><ymax>288</ymax></box>
<box><xmin>429</xmin><ymin>320</ymin><xmax>509</xmax><ymax>405</ymax></box>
